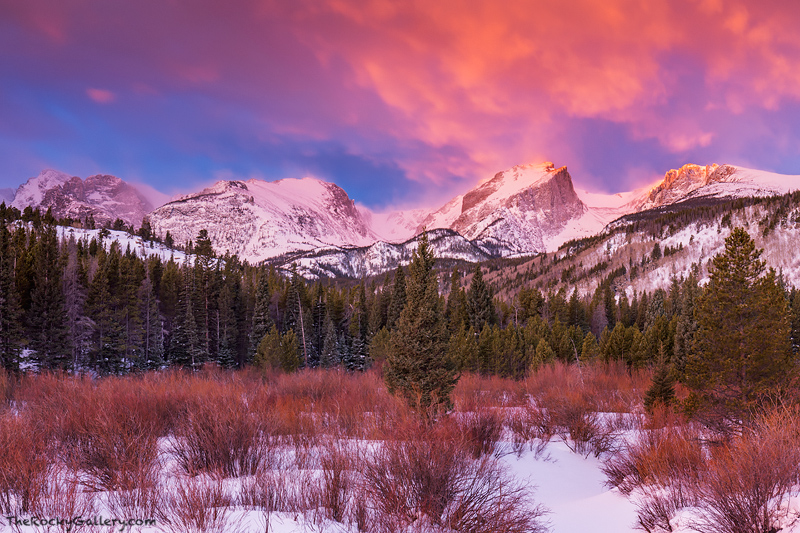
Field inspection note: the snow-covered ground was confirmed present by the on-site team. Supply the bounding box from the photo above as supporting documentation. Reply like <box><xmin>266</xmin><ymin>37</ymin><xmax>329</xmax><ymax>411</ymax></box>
<box><xmin>0</xmin><ymin>439</ymin><xmax>639</xmax><ymax>533</ymax></box>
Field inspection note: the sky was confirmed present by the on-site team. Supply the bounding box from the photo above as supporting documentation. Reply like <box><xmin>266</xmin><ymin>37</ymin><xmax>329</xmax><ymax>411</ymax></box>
<box><xmin>3</xmin><ymin>0</ymin><xmax>800</xmax><ymax>211</ymax></box>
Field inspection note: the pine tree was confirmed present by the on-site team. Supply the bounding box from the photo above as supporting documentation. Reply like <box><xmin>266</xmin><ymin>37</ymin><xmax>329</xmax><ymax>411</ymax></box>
<box><xmin>444</xmin><ymin>267</ymin><xmax>468</xmax><ymax>332</ymax></box>
<box><xmin>28</xmin><ymin>225</ymin><xmax>70</xmax><ymax>369</ymax></box>
<box><xmin>249</xmin><ymin>267</ymin><xmax>274</xmax><ymax>359</ymax></box>
<box><xmin>686</xmin><ymin>227</ymin><xmax>794</xmax><ymax>433</ymax></box>
<box><xmin>385</xmin><ymin>232</ymin><xmax>457</xmax><ymax>416</ymax></box>
<box><xmin>0</xmin><ymin>218</ymin><xmax>22</xmax><ymax>372</ymax></box>
<box><xmin>386</xmin><ymin>265</ymin><xmax>406</xmax><ymax>330</ymax></box>
<box><xmin>467</xmin><ymin>264</ymin><xmax>495</xmax><ymax>333</ymax></box>
<box><xmin>321</xmin><ymin>311</ymin><xmax>341</xmax><ymax>368</ymax></box>
<box><xmin>254</xmin><ymin>326</ymin><xmax>300</xmax><ymax>372</ymax></box>
<box><xmin>216</xmin><ymin>257</ymin><xmax>244</xmax><ymax>368</ymax></box>
<box><xmin>138</xmin><ymin>274</ymin><xmax>164</xmax><ymax>370</ymax></box>
<box><xmin>62</xmin><ymin>236</ymin><xmax>91</xmax><ymax>370</ymax></box>
<box><xmin>644</xmin><ymin>344</ymin><xmax>676</xmax><ymax>414</ymax></box>
<box><xmin>168</xmin><ymin>264</ymin><xmax>202</xmax><ymax>369</ymax></box>
<box><xmin>673</xmin><ymin>272</ymin><xmax>699</xmax><ymax>377</ymax></box>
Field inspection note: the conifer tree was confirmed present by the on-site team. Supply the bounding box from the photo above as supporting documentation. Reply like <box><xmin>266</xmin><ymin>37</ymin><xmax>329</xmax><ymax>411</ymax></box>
<box><xmin>63</xmin><ymin>237</ymin><xmax>91</xmax><ymax>369</ymax></box>
<box><xmin>254</xmin><ymin>326</ymin><xmax>300</xmax><ymax>372</ymax></box>
<box><xmin>385</xmin><ymin>232</ymin><xmax>457</xmax><ymax>416</ymax></box>
<box><xmin>467</xmin><ymin>264</ymin><xmax>495</xmax><ymax>333</ymax></box>
<box><xmin>169</xmin><ymin>264</ymin><xmax>202</xmax><ymax>369</ymax></box>
<box><xmin>445</xmin><ymin>267</ymin><xmax>469</xmax><ymax>332</ymax></box>
<box><xmin>28</xmin><ymin>225</ymin><xmax>70</xmax><ymax>369</ymax></box>
<box><xmin>644</xmin><ymin>344</ymin><xmax>676</xmax><ymax>414</ymax></box>
<box><xmin>138</xmin><ymin>274</ymin><xmax>164</xmax><ymax>370</ymax></box>
<box><xmin>446</xmin><ymin>324</ymin><xmax>478</xmax><ymax>371</ymax></box>
<box><xmin>580</xmin><ymin>331</ymin><xmax>600</xmax><ymax>361</ymax></box>
<box><xmin>0</xmin><ymin>219</ymin><xmax>22</xmax><ymax>372</ymax></box>
<box><xmin>686</xmin><ymin>227</ymin><xmax>794</xmax><ymax>432</ymax></box>
<box><xmin>386</xmin><ymin>265</ymin><xmax>406</xmax><ymax>329</ymax></box>
<box><xmin>673</xmin><ymin>272</ymin><xmax>699</xmax><ymax>376</ymax></box>
<box><xmin>249</xmin><ymin>267</ymin><xmax>274</xmax><ymax>358</ymax></box>
<box><xmin>321</xmin><ymin>311</ymin><xmax>341</xmax><ymax>368</ymax></box>
<box><xmin>216</xmin><ymin>256</ymin><xmax>244</xmax><ymax>368</ymax></box>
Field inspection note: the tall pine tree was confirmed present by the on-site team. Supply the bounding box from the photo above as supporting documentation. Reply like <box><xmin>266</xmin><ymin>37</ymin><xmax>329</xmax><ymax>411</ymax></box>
<box><xmin>686</xmin><ymin>228</ymin><xmax>794</xmax><ymax>433</ymax></box>
<box><xmin>0</xmin><ymin>218</ymin><xmax>22</xmax><ymax>371</ymax></box>
<box><xmin>28</xmin><ymin>225</ymin><xmax>70</xmax><ymax>369</ymax></box>
<box><xmin>385</xmin><ymin>232</ymin><xmax>457</xmax><ymax>416</ymax></box>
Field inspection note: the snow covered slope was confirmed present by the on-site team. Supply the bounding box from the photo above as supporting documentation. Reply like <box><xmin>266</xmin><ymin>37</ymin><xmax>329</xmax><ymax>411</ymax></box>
<box><xmin>417</xmin><ymin>162</ymin><xmax>588</xmax><ymax>256</ymax></box>
<box><xmin>634</xmin><ymin>163</ymin><xmax>800</xmax><ymax>210</ymax></box>
<box><xmin>12</xmin><ymin>169</ymin><xmax>73</xmax><ymax>210</ymax></box>
<box><xmin>274</xmin><ymin>228</ymin><xmax>493</xmax><ymax>279</ymax></box>
<box><xmin>149</xmin><ymin>178</ymin><xmax>378</xmax><ymax>263</ymax></box>
<box><xmin>10</xmin><ymin>170</ymin><xmax>154</xmax><ymax>227</ymax></box>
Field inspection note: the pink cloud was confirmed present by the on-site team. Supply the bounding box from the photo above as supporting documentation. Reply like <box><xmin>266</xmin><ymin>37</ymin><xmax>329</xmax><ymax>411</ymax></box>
<box><xmin>86</xmin><ymin>88</ymin><xmax>115</xmax><ymax>104</ymax></box>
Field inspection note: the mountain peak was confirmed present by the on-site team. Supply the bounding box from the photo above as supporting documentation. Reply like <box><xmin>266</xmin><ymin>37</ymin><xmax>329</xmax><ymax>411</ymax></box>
<box><xmin>638</xmin><ymin>163</ymin><xmax>736</xmax><ymax>210</ymax></box>
<box><xmin>12</xmin><ymin>169</ymin><xmax>74</xmax><ymax>210</ymax></box>
<box><xmin>10</xmin><ymin>169</ymin><xmax>152</xmax><ymax>226</ymax></box>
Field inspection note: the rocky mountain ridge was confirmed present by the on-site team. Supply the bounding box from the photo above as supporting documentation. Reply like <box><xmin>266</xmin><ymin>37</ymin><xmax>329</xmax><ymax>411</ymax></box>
<box><xmin>6</xmin><ymin>162</ymin><xmax>800</xmax><ymax>278</ymax></box>
<box><xmin>9</xmin><ymin>170</ymin><xmax>153</xmax><ymax>227</ymax></box>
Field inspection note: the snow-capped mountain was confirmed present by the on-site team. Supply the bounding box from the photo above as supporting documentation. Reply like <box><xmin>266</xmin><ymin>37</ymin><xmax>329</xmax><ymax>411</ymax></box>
<box><xmin>10</xmin><ymin>170</ymin><xmax>154</xmax><ymax>227</ymax></box>
<box><xmin>631</xmin><ymin>163</ymin><xmax>800</xmax><ymax>211</ymax></box>
<box><xmin>12</xmin><ymin>169</ymin><xmax>73</xmax><ymax>210</ymax></box>
<box><xmin>273</xmin><ymin>228</ymin><xmax>493</xmax><ymax>279</ymax></box>
<box><xmin>415</xmin><ymin>163</ymin><xmax>588</xmax><ymax>257</ymax></box>
<box><xmin>148</xmin><ymin>177</ymin><xmax>378</xmax><ymax>262</ymax></box>
<box><xmin>9</xmin><ymin>160</ymin><xmax>800</xmax><ymax>279</ymax></box>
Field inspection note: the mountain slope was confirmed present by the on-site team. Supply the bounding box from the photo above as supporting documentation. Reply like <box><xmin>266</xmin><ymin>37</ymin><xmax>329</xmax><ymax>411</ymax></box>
<box><xmin>10</xmin><ymin>170</ymin><xmax>154</xmax><ymax>227</ymax></box>
<box><xmin>272</xmin><ymin>228</ymin><xmax>493</xmax><ymax>279</ymax></box>
<box><xmin>633</xmin><ymin>163</ymin><xmax>800</xmax><ymax>210</ymax></box>
<box><xmin>149</xmin><ymin>178</ymin><xmax>378</xmax><ymax>262</ymax></box>
<box><xmin>416</xmin><ymin>162</ymin><xmax>589</xmax><ymax>256</ymax></box>
<box><xmin>485</xmin><ymin>191</ymin><xmax>800</xmax><ymax>305</ymax></box>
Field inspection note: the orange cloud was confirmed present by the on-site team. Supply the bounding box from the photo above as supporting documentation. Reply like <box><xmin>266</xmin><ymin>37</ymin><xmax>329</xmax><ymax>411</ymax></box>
<box><xmin>280</xmin><ymin>0</ymin><xmax>800</xmax><ymax>181</ymax></box>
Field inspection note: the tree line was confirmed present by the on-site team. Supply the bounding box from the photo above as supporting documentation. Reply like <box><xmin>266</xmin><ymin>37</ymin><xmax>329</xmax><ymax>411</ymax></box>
<box><xmin>2</xmin><ymin>204</ymin><xmax>799</xmax><ymax>421</ymax></box>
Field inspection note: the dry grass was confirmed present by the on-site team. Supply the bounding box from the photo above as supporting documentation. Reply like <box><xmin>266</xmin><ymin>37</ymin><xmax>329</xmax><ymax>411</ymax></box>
<box><xmin>163</xmin><ymin>475</ymin><xmax>241</xmax><ymax>533</ymax></box>
<box><xmin>0</xmin><ymin>363</ymin><xmax>676</xmax><ymax>531</ymax></box>
<box><xmin>0</xmin><ymin>411</ymin><xmax>54</xmax><ymax>515</ymax></box>
<box><xmin>602</xmin><ymin>422</ymin><xmax>705</xmax><ymax>496</ymax></box>
<box><xmin>173</xmin><ymin>386</ymin><xmax>268</xmax><ymax>478</ymax></box>
<box><xmin>361</xmin><ymin>420</ymin><xmax>547</xmax><ymax>533</ymax></box>
<box><xmin>690</xmin><ymin>408</ymin><xmax>800</xmax><ymax>533</ymax></box>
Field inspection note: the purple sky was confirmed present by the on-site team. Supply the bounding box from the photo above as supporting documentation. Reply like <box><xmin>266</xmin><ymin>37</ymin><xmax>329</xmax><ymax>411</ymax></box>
<box><xmin>3</xmin><ymin>0</ymin><xmax>800</xmax><ymax>210</ymax></box>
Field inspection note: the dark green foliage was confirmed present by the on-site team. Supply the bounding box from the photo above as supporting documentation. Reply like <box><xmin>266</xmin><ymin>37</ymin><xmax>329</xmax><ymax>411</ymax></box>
<box><xmin>468</xmin><ymin>264</ymin><xmax>495</xmax><ymax>333</ymax></box>
<box><xmin>28</xmin><ymin>225</ymin><xmax>70</xmax><ymax>369</ymax></box>
<box><xmin>168</xmin><ymin>264</ymin><xmax>203</xmax><ymax>369</ymax></box>
<box><xmin>644</xmin><ymin>345</ymin><xmax>676</xmax><ymax>414</ymax></box>
<box><xmin>385</xmin><ymin>232</ymin><xmax>458</xmax><ymax>416</ymax></box>
<box><xmin>0</xmin><ymin>217</ymin><xmax>22</xmax><ymax>371</ymax></box>
<box><xmin>686</xmin><ymin>228</ymin><xmax>794</xmax><ymax>433</ymax></box>
<box><xmin>445</xmin><ymin>267</ymin><xmax>469</xmax><ymax>333</ymax></box>
<box><xmin>651</xmin><ymin>242</ymin><xmax>662</xmax><ymax>261</ymax></box>
<box><xmin>386</xmin><ymin>265</ymin><xmax>406</xmax><ymax>329</ymax></box>
<box><xmin>249</xmin><ymin>267</ymin><xmax>274</xmax><ymax>359</ymax></box>
<box><xmin>254</xmin><ymin>326</ymin><xmax>300</xmax><ymax>372</ymax></box>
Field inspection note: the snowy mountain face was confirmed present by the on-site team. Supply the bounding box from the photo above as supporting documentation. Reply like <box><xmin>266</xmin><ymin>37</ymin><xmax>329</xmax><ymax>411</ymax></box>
<box><xmin>148</xmin><ymin>178</ymin><xmax>378</xmax><ymax>262</ymax></box>
<box><xmin>417</xmin><ymin>163</ymin><xmax>587</xmax><ymax>256</ymax></box>
<box><xmin>13</xmin><ymin>160</ymin><xmax>800</xmax><ymax>280</ymax></box>
<box><xmin>273</xmin><ymin>228</ymin><xmax>493</xmax><ymax>279</ymax></box>
<box><xmin>11</xmin><ymin>169</ymin><xmax>73</xmax><ymax>210</ymax></box>
<box><xmin>486</xmin><ymin>190</ymin><xmax>800</xmax><ymax>305</ymax></box>
<box><xmin>144</xmin><ymin>161</ymin><xmax>800</xmax><ymax>279</ymax></box>
<box><xmin>10</xmin><ymin>170</ymin><xmax>154</xmax><ymax>227</ymax></box>
<box><xmin>632</xmin><ymin>163</ymin><xmax>800</xmax><ymax>211</ymax></box>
